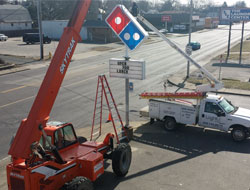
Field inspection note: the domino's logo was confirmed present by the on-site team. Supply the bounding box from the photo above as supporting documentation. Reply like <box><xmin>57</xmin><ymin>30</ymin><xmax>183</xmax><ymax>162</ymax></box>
<box><xmin>119</xmin><ymin>22</ymin><xmax>144</xmax><ymax>50</ymax></box>
<box><xmin>106</xmin><ymin>5</ymin><xmax>148</xmax><ymax>51</ymax></box>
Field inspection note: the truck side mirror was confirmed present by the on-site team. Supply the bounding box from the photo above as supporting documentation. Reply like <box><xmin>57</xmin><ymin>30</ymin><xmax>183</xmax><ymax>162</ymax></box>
<box><xmin>217</xmin><ymin>111</ymin><xmax>225</xmax><ymax>117</ymax></box>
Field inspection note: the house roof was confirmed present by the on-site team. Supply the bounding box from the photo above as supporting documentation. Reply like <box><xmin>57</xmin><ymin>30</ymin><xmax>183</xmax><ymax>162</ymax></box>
<box><xmin>0</xmin><ymin>5</ymin><xmax>32</xmax><ymax>23</ymax></box>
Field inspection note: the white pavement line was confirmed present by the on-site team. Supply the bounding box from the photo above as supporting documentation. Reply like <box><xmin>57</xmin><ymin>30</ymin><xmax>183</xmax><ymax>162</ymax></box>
<box><xmin>0</xmin><ymin>155</ymin><xmax>10</xmax><ymax>162</ymax></box>
<box><xmin>0</xmin><ymin>95</ymin><xmax>35</xmax><ymax>109</ymax></box>
<box><xmin>1</xmin><ymin>85</ymin><xmax>27</xmax><ymax>94</ymax></box>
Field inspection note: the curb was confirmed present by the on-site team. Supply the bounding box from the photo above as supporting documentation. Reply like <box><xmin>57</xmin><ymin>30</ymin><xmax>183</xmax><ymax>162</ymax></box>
<box><xmin>0</xmin><ymin>64</ymin><xmax>15</xmax><ymax>71</ymax></box>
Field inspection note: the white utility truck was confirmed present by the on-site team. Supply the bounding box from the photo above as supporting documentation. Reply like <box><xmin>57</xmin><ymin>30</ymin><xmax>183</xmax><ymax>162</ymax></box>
<box><xmin>137</xmin><ymin>16</ymin><xmax>250</xmax><ymax>142</ymax></box>
<box><xmin>149</xmin><ymin>94</ymin><xmax>250</xmax><ymax>142</ymax></box>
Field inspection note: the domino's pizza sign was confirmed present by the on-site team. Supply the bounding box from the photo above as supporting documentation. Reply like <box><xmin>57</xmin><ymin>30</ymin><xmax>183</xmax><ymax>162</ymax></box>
<box><xmin>106</xmin><ymin>5</ymin><xmax>148</xmax><ymax>51</ymax></box>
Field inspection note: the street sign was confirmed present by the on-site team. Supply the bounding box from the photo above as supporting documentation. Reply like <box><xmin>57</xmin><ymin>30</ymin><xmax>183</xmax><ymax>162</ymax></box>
<box><xmin>161</xmin><ymin>15</ymin><xmax>171</xmax><ymax>22</ymax></box>
<box><xmin>109</xmin><ymin>58</ymin><xmax>145</xmax><ymax>80</ymax></box>
<box><xmin>185</xmin><ymin>45</ymin><xmax>192</xmax><ymax>56</ymax></box>
<box><xmin>106</xmin><ymin>5</ymin><xmax>148</xmax><ymax>51</ymax></box>
<box><xmin>221</xmin><ymin>8</ymin><xmax>250</xmax><ymax>21</ymax></box>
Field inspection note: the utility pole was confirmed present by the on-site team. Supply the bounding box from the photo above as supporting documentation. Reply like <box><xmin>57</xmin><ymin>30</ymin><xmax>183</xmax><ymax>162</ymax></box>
<box><xmin>37</xmin><ymin>0</ymin><xmax>44</xmax><ymax>60</ymax></box>
<box><xmin>186</xmin><ymin>0</ymin><xmax>193</xmax><ymax>78</ymax></box>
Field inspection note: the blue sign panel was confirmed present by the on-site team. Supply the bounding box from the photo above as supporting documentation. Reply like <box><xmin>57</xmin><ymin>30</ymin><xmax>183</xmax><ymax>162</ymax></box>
<box><xmin>119</xmin><ymin>22</ymin><xmax>145</xmax><ymax>51</ymax></box>
<box><xmin>222</xmin><ymin>8</ymin><xmax>250</xmax><ymax>21</ymax></box>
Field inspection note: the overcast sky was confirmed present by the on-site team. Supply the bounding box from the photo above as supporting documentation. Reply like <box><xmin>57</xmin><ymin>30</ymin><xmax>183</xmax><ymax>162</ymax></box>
<box><xmin>179</xmin><ymin>0</ymin><xmax>250</xmax><ymax>7</ymax></box>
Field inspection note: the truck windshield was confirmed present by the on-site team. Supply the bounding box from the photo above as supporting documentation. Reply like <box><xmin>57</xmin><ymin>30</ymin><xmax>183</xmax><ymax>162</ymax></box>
<box><xmin>219</xmin><ymin>98</ymin><xmax>235</xmax><ymax>113</ymax></box>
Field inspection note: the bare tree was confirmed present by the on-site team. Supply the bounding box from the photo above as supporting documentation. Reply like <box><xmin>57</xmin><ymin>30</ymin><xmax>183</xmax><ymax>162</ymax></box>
<box><xmin>222</xmin><ymin>1</ymin><xmax>228</xmax><ymax>7</ymax></box>
<box><xmin>157</xmin><ymin>0</ymin><xmax>181</xmax><ymax>12</ymax></box>
<box><xmin>234</xmin><ymin>1</ymin><xmax>246</xmax><ymax>8</ymax></box>
<box><xmin>192</xmin><ymin>0</ymin><xmax>214</xmax><ymax>9</ymax></box>
<box><xmin>136</xmin><ymin>0</ymin><xmax>153</xmax><ymax>13</ymax></box>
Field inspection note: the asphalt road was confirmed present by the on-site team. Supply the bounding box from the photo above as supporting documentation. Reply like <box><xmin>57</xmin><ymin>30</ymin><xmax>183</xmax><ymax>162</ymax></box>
<box><xmin>1</xmin><ymin>23</ymin><xmax>250</xmax><ymax>189</ymax></box>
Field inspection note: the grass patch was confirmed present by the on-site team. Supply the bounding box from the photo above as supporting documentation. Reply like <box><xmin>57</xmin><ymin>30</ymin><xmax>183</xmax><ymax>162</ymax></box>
<box><xmin>187</xmin><ymin>77</ymin><xmax>250</xmax><ymax>91</ymax></box>
<box><xmin>213</xmin><ymin>53</ymin><xmax>250</xmax><ymax>60</ymax></box>
<box><xmin>212</xmin><ymin>40</ymin><xmax>250</xmax><ymax>60</ymax></box>
<box><xmin>231</xmin><ymin>40</ymin><xmax>250</xmax><ymax>52</ymax></box>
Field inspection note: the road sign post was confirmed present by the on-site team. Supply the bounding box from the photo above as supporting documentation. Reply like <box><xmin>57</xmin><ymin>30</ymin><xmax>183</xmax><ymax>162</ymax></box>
<box><xmin>239</xmin><ymin>21</ymin><xmax>245</xmax><ymax>64</ymax></box>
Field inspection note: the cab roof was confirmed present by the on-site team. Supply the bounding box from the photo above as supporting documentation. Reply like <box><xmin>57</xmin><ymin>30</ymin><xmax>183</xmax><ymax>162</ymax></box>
<box><xmin>206</xmin><ymin>94</ymin><xmax>222</xmax><ymax>101</ymax></box>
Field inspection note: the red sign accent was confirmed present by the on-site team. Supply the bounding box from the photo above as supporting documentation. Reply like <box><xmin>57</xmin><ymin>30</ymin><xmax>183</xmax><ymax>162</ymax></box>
<box><xmin>161</xmin><ymin>15</ymin><xmax>172</xmax><ymax>22</ymax></box>
<box><xmin>106</xmin><ymin>6</ymin><xmax>130</xmax><ymax>34</ymax></box>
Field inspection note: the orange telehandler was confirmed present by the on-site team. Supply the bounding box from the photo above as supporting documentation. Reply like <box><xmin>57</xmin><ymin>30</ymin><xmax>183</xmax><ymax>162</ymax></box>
<box><xmin>6</xmin><ymin>1</ymin><xmax>131</xmax><ymax>189</ymax></box>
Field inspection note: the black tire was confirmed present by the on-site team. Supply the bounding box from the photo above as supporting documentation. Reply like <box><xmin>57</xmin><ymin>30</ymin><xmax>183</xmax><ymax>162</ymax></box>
<box><xmin>164</xmin><ymin>117</ymin><xmax>177</xmax><ymax>131</ymax></box>
<box><xmin>150</xmin><ymin>118</ymin><xmax>155</xmax><ymax>124</ymax></box>
<box><xmin>62</xmin><ymin>176</ymin><xmax>93</xmax><ymax>190</ymax></box>
<box><xmin>112</xmin><ymin>143</ymin><xmax>132</xmax><ymax>177</ymax></box>
<box><xmin>231</xmin><ymin>126</ymin><xmax>246</xmax><ymax>142</ymax></box>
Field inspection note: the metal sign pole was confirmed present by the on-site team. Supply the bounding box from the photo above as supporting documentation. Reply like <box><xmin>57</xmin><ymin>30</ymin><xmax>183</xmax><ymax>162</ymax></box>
<box><xmin>187</xmin><ymin>0</ymin><xmax>193</xmax><ymax>78</ymax></box>
<box><xmin>125</xmin><ymin>47</ymin><xmax>130</xmax><ymax>127</ymax></box>
<box><xmin>226</xmin><ymin>21</ymin><xmax>232</xmax><ymax>64</ymax></box>
<box><xmin>239</xmin><ymin>21</ymin><xmax>245</xmax><ymax>64</ymax></box>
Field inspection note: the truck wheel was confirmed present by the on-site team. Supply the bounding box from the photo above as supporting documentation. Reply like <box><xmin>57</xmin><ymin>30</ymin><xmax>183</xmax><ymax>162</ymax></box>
<box><xmin>164</xmin><ymin>117</ymin><xmax>177</xmax><ymax>131</ymax></box>
<box><xmin>62</xmin><ymin>176</ymin><xmax>93</xmax><ymax>190</ymax></box>
<box><xmin>112</xmin><ymin>143</ymin><xmax>132</xmax><ymax>177</ymax></box>
<box><xmin>231</xmin><ymin>127</ymin><xmax>246</xmax><ymax>142</ymax></box>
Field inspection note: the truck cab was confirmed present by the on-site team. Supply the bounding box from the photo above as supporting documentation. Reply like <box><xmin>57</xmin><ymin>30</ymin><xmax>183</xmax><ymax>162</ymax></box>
<box><xmin>199</xmin><ymin>94</ymin><xmax>250</xmax><ymax>141</ymax></box>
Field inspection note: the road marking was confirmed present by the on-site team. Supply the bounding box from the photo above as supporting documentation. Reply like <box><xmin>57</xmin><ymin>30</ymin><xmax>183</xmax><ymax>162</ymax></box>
<box><xmin>0</xmin><ymin>96</ymin><xmax>34</xmax><ymax>109</ymax></box>
<box><xmin>0</xmin><ymin>71</ymin><xmax>108</xmax><ymax>109</ymax></box>
<box><xmin>1</xmin><ymin>86</ymin><xmax>27</xmax><ymax>94</ymax></box>
<box><xmin>0</xmin><ymin>155</ymin><xmax>10</xmax><ymax>162</ymax></box>
<box><xmin>64</xmin><ymin>72</ymin><xmax>108</xmax><ymax>88</ymax></box>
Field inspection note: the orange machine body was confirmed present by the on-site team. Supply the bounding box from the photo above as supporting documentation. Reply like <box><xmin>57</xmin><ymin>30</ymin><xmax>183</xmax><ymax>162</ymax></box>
<box><xmin>7</xmin><ymin>122</ymin><xmax>112</xmax><ymax>190</ymax></box>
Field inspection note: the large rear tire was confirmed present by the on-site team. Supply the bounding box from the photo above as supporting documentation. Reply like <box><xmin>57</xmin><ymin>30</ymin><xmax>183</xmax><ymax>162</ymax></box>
<box><xmin>164</xmin><ymin>117</ymin><xmax>177</xmax><ymax>131</ymax></box>
<box><xmin>112</xmin><ymin>143</ymin><xmax>132</xmax><ymax>177</ymax></box>
<box><xmin>62</xmin><ymin>176</ymin><xmax>93</xmax><ymax>190</ymax></box>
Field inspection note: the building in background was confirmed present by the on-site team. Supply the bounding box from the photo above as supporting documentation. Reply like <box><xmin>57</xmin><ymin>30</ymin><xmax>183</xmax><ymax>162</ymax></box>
<box><xmin>143</xmin><ymin>11</ymin><xmax>202</xmax><ymax>33</ymax></box>
<box><xmin>0</xmin><ymin>4</ymin><xmax>33</xmax><ymax>36</ymax></box>
<box><xmin>205</xmin><ymin>17</ymin><xmax>219</xmax><ymax>29</ymax></box>
<box><xmin>42</xmin><ymin>20</ymin><xmax>118</xmax><ymax>43</ymax></box>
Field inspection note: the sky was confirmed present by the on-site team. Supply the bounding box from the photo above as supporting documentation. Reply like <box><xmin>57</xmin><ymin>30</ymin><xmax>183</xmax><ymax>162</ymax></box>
<box><xmin>179</xmin><ymin>0</ymin><xmax>250</xmax><ymax>7</ymax></box>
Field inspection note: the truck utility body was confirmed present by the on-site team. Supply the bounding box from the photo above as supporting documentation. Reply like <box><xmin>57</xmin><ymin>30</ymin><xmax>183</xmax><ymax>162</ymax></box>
<box><xmin>149</xmin><ymin>94</ymin><xmax>250</xmax><ymax>141</ymax></box>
